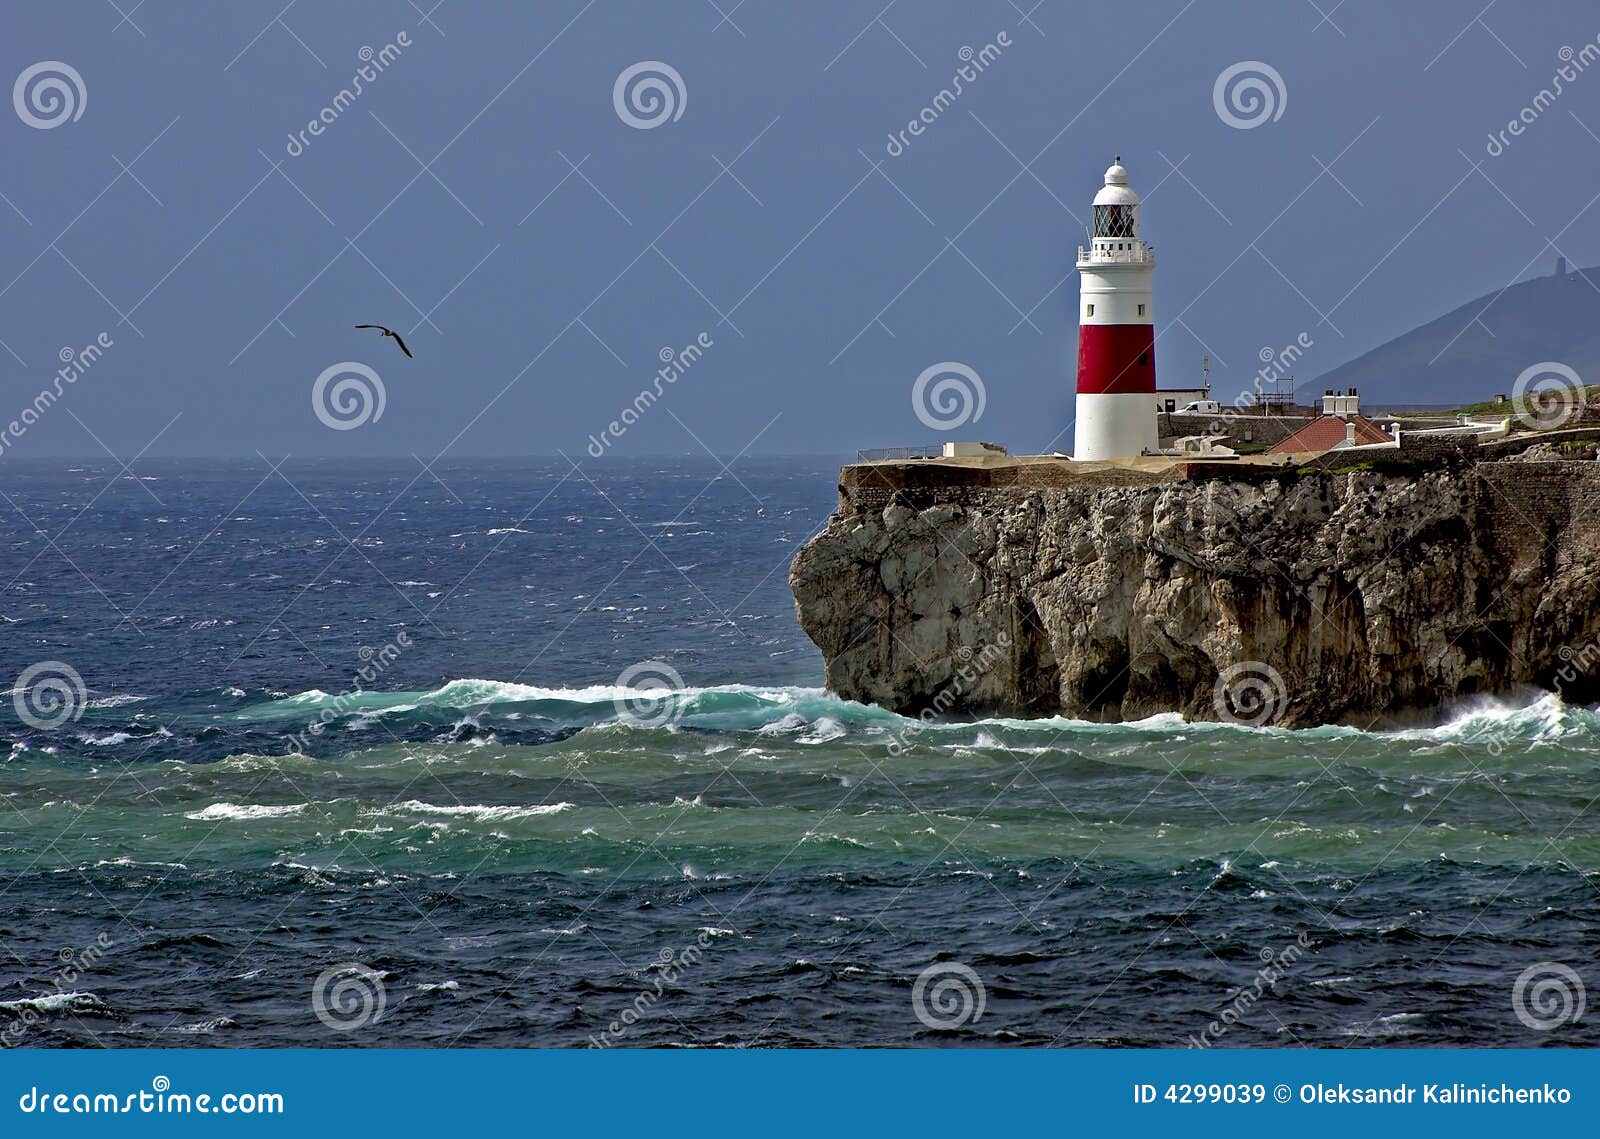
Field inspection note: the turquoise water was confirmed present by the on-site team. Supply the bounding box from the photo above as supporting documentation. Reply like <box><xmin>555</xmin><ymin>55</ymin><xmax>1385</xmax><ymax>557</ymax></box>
<box><xmin>3</xmin><ymin>460</ymin><xmax>1596</xmax><ymax>1046</ymax></box>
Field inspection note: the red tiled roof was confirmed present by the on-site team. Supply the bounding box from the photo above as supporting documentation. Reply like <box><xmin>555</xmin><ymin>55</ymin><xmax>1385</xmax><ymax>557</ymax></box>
<box><xmin>1267</xmin><ymin>415</ymin><xmax>1392</xmax><ymax>454</ymax></box>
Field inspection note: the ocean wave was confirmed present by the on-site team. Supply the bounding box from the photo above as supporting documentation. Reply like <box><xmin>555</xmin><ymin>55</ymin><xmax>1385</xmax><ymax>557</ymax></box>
<box><xmin>205</xmin><ymin>677</ymin><xmax>1600</xmax><ymax>756</ymax></box>
<box><xmin>385</xmin><ymin>800</ymin><xmax>574</xmax><ymax>821</ymax></box>
<box><xmin>1398</xmin><ymin>692</ymin><xmax>1585</xmax><ymax>748</ymax></box>
<box><xmin>86</xmin><ymin>694</ymin><xmax>150</xmax><ymax>708</ymax></box>
<box><xmin>171</xmin><ymin>1016</ymin><xmax>235</xmax><ymax>1034</ymax></box>
<box><xmin>184</xmin><ymin>802</ymin><xmax>307</xmax><ymax>821</ymax></box>
<box><xmin>80</xmin><ymin>731</ymin><xmax>135</xmax><ymax>746</ymax></box>
<box><xmin>0</xmin><ymin>991</ymin><xmax>103</xmax><ymax>1014</ymax></box>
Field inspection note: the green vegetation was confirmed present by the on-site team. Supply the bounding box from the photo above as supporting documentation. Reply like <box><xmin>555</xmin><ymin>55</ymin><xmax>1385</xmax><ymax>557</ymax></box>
<box><xmin>1451</xmin><ymin>384</ymin><xmax>1600</xmax><ymax>420</ymax></box>
<box><xmin>1324</xmin><ymin>459</ymin><xmax>1419</xmax><ymax>476</ymax></box>
<box><xmin>1541</xmin><ymin>440</ymin><xmax>1600</xmax><ymax>459</ymax></box>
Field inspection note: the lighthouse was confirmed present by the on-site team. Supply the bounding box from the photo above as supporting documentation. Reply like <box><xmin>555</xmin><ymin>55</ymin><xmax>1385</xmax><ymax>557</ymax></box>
<box><xmin>1073</xmin><ymin>158</ymin><xmax>1159</xmax><ymax>460</ymax></box>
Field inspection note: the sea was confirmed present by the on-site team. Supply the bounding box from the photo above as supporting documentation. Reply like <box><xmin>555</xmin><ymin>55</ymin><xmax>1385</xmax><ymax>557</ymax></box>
<box><xmin>2</xmin><ymin>457</ymin><xmax>1597</xmax><ymax>1048</ymax></box>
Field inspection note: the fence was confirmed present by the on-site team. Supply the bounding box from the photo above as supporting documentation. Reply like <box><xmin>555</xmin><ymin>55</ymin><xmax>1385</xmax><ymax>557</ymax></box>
<box><xmin>855</xmin><ymin>445</ymin><xmax>942</xmax><ymax>462</ymax></box>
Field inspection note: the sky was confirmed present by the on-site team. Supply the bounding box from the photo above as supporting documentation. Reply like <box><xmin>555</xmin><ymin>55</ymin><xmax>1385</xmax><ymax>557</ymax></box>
<box><xmin>2</xmin><ymin>0</ymin><xmax>1598</xmax><ymax>458</ymax></box>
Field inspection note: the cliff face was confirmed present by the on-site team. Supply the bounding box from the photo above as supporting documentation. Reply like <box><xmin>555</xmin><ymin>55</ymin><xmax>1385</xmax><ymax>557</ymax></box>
<box><xmin>789</xmin><ymin>460</ymin><xmax>1600</xmax><ymax>728</ymax></box>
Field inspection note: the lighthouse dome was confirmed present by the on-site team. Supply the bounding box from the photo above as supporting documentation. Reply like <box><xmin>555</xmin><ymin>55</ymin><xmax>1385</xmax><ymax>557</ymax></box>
<box><xmin>1093</xmin><ymin>160</ymin><xmax>1139</xmax><ymax>207</ymax></box>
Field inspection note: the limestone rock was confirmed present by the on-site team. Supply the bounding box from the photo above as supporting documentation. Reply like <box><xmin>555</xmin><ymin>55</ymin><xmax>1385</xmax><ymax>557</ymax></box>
<box><xmin>788</xmin><ymin>462</ymin><xmax>1600</xmax><ymax>727</ymax></box>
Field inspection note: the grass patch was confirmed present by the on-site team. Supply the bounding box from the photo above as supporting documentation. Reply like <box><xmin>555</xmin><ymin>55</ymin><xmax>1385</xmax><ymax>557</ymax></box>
<box><xmin>1452</xmin><ymin>383</ymin><xmax>1600</xmax><ymax>419</ymax></box>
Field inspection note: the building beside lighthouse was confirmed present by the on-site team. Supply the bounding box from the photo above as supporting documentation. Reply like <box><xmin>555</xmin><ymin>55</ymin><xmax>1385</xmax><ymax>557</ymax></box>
<box><xmin>1074</xmin><ymin>159</ymin><xmax>1160</xmax><ymax>460</ymax></box>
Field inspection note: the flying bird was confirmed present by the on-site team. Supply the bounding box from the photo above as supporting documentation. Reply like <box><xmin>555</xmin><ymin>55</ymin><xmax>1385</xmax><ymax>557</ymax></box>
<box><xmin>355</xmin><ymin>324</ymin><xmax>413</xmax><ymax>359</ymax></box>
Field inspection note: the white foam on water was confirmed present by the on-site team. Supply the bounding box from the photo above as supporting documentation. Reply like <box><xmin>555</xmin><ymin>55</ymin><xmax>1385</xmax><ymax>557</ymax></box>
<box><xmin>81</xmin><ymin>732</ymin><xmax>134</xmax><ymax>746</ymax></box>
<box><xmin>797</xmin><ymin>716</ymin><xmax>846</xmax><ymax>743</ymax></box>
<box><xmin>184</xmin><ymin>802</ymin><xmax>307</xmax><ymax>821</ymax></box>
<box><xmin>0</xmin><ymin>991</ymin><xmax>100</xmax><ymax>1013</ymax></box>
<box><xmin>387</xmin><ymin>800</ymin><xmax>573</xmax><ymax>821</ymax></box>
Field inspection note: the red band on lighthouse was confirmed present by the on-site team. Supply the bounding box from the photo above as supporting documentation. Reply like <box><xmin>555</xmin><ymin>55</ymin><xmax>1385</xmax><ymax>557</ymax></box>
<box><xmin>1076</xmin><ymin>325</ymin><xmax>1156</xmax><ymax>395</ymax></box>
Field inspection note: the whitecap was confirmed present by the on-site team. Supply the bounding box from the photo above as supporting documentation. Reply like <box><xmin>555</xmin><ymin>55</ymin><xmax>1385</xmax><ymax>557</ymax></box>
<box><xmin>82</xmin><ymin>732</ymin><xmax>133</xmax><ymax>746</ymax></box>
<box><xmin>797</xmin><ymin>716</ymin><xmax>846</xmax><ymax>743</ymax></box>
<box><xmin>86</xmin><ymin>693</ymin><xmax>149</xmax><ymax>709</ymax></box>
<box><xmin>184</xmin><ymin>802</ymin><xmax>306</xmax><ymax>821</ymax></box>
<box><xmin>0</xmin><ymin>991</ymin><xmax>101</xmax><ymax>1013</ymax></box>
<box><xmin>387</xmin><ymin>800</ymin><xmax>573</xmax><ymax>821</ymax></box>
<box><xmin>172</xmin><ymin>1016</ymin><xmax>235</xmax><ymax>1034</ymax></box>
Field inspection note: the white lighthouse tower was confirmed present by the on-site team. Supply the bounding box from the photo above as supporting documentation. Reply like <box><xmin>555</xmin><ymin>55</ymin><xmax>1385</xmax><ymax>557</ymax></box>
<box><xmin>1073</xmin><ymin>158</ymin><xmax>1159</xmax><ymax>461</ymax></box>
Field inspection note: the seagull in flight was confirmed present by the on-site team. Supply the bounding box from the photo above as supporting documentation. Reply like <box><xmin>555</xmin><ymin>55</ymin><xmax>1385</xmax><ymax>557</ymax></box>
<box><xmin>355</xmin><ymin>324</ymin><xmax>413</xmax><ymax>359</ymax></box>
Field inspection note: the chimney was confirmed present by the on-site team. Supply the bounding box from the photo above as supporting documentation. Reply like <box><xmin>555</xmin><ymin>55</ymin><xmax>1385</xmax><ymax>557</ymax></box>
<box><xmin>1345</xmin><ymin>420</ymin><xmax>1356</xmax><ymax>446</ymax></box>
<box><xmin>1323</xmin><ymin>390</ymin><xmax>1337</xmax><ymax>416</ymax></box>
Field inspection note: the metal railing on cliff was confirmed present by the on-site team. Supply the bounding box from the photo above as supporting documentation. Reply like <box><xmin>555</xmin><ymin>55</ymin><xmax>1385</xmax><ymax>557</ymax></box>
<box><xmin>855</xmin><ymin>445</ymin><xmax>941</xmax><ymax>462</ymax></box>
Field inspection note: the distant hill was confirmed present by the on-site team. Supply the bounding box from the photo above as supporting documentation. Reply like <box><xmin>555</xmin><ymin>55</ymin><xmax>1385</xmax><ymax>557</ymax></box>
<box><xmin>1310</xmin><ymin>264</ymin><xmax>1600</xmax><ymax>406</ymax></box>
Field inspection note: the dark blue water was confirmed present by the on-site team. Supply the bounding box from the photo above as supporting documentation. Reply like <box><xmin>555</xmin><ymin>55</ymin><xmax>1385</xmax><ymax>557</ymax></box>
<box><xmin>2</xmin><ymin>459</ymin><xmax>1597</xmax><ymax>1047</ymax></box>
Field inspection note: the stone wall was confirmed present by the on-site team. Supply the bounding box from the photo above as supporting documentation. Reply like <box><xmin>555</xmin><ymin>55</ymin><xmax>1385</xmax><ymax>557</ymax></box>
<box><xmin>1483</xmin><ymin>426</ymin><xmax>1600</xmax><ymax>457</ymax></box>
<box><xmin>1157</xmin><ymin>412</ymin><xmax>1310</xmax><ymax>447</ymax></box>
<box><xmin>1399</xmin><ymin>432</ymin><xmax>1478</xmax><ymax>461</ymax></box>
<box><xmin>1476</xmin><ymin>459</ymin><xmax>1600</xmax><ymax>537</ymax></box>
<box><xmin>836</xmin><ymin>448</ymin><xmax>1598</xmax><ymax>515</ymax></box>
<box><xmin>839</xmin><ymin>460</ymin><xmax>1176</xmax><ymax>512</ymax></box>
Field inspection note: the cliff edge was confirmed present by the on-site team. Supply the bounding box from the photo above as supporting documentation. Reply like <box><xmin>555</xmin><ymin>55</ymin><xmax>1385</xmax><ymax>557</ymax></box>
<box><xmin>789</xmin><ymin>456</ymin><xmax>1600</xmax><ymax>728</ymax></box>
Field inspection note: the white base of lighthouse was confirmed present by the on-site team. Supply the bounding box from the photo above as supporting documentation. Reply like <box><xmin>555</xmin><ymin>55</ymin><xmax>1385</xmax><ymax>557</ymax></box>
<box><xmin>1074</xmin><ymin>393</ymin><xmax>1158</xmax><ymax>461</ymax></box>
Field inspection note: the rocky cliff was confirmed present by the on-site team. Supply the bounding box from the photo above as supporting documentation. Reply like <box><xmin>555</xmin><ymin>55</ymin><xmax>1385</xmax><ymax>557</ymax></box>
<box><xmin>789</xmin><ymin>458</ymin><xmax>1600</xmax><ymax>728</ymax></box>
